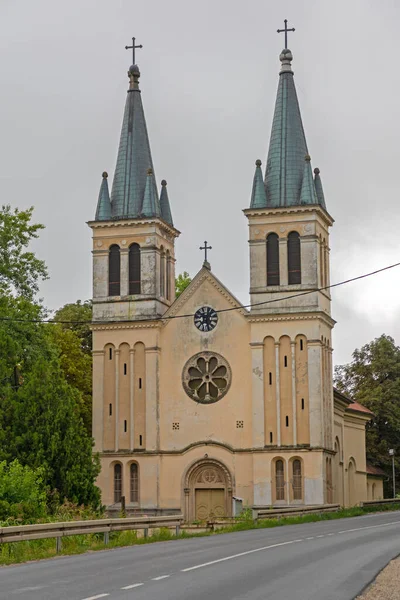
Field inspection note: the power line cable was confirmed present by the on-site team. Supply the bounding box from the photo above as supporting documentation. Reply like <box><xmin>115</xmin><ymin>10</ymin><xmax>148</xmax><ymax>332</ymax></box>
<box><xmin>0</xmin><ymin>260</ymin><xmax>399</xmax><ymax>325</ymax></box>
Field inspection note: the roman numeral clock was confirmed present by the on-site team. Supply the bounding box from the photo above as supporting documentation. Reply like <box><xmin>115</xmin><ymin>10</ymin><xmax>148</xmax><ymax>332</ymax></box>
<box><xmin>194</xmin><ymin>306</ymin><xmax>218</xmax><ymax>332</ymax></box>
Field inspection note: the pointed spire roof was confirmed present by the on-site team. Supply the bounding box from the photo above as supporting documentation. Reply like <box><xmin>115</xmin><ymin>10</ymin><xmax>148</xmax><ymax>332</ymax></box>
<box><xmin>141</xmin><ymin>168</ymin><xmax>160</xmax><ymax>217</ymax></box>
<box><xmin>95</xmin><ymin>172</ymin><xmax>112</xmax><ymax>220</ymax></box>
<box><xmin>248</xmin><ymin>48</ymin><xmax>327</xmax><ymax>211</ymax></box>
<box><xmin>160</xmin><ymin>179</ymin><xmax>173</xmax><ymax>225</ymax></box>
<box><xmin>300</xmin><ymin>155</ymin><xmax>318</xmax><ymax>205</ymax></box>
<box><xmin>109</xmin><ymin>64</ymin><xmax>157</xmax><ymax>219</ymax></box>
<box><xmin>313</xmin><ymin>167</ymin><xmax>326</xmax><ymax>209</ymax></box>
<box><xmin>250</xmin><ymin>160</ymin><xmax>268</xmax><ymax>208</ymax></box>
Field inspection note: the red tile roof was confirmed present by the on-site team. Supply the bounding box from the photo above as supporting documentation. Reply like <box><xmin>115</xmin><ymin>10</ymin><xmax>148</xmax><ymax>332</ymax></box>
<box><xmin>346</xmin><ymin>401</ymin><xmax>374</xmax><ymax>415</ymax></box>
<box><xmin>366</xmin><ymin>463</ymin><xmax>386</xmax><ymax>477</ymax></box>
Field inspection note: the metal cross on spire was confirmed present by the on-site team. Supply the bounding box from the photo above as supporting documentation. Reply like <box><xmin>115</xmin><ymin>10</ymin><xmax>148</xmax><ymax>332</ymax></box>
<box><xmin>200</xmin><ymin>241</ymin><xmax>212</xmax><ymax>263</ymax></box>
<box><xmin>125</xmin><ymin>36</ymin><xmax>143</xmax><ymax>65</ymax></box>
<box><xmin>277</xmin><ymin>19</ymin><xmax>295</xmax><ymax>49</ymax></box>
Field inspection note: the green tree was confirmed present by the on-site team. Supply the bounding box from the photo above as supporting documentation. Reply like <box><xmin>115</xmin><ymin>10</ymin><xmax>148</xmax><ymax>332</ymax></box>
<box><xmin>175</xmin><ymin>271</ymin><xmax>192</xmax><ymax>298</ymax></box>
<box><xmin>53</xmin><ymin>300</ymin><xmax>92</xmax><ymax>355</ymax></box>
<box><xmin>335</xmin><ymin>334</ymin><xmax>400</xmax><ymax>489</ymax></box>
<box><xmin>0</xmin><ymin>205</ymin><xmax>48</xmax><ymax>299</ymax></box>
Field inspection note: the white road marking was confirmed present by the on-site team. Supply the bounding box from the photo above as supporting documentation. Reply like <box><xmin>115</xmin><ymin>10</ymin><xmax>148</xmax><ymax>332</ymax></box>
<box><xmin>181</xmin><ymin>539</ymin><xmax>303</xmax><ymax>572</ymax></box>
<box><xmin>181</xmin><ymin>519</ymin><xmax>400</xmax><ymax>573</ymax></box>
<box><xmin>81</xmin><ymin>595</ymin><xmax>109</xmax><ymax>600</ymax></box>
<box><xmin>152</xmin><ymin>575</ymin><xmax>170</xmax><ymax>580</ymax></box>
<box><xmin>121</xmin><ymin>583</ymin><xmax>144</xmax><ymax>590</ymax></box>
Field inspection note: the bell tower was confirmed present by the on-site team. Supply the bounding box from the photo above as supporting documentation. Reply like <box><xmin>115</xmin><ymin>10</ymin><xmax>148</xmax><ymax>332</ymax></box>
<box><xmin>245</xmin><ymin>40</ymin><xmax>335</xmax><ymax>506</ymax></box>
<box><xmin>88</xmin><ymin>58</ymin><xmax>179</xmax><ymax>323</ymax></box>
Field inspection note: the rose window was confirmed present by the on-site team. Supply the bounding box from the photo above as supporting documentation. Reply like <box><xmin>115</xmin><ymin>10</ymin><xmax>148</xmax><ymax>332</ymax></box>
<box><xmin>182</xmin><ymin>352</ymin><xmax>232</xmax><ymax>404</ymax></box>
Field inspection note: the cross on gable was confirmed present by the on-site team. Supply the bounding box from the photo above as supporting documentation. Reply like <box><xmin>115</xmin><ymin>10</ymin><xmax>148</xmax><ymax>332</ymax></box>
<box><xmin>125</xmin><ymin>36</ymin><xmax>143</xmax><ymax>65</ymax></box>
<box><xmin>277</xmin><ymin>19</ymin><xmax>295</xmax><ymax>49</ymax></box>
<box><xmin>200</xmin><ymin>241</ymin><xmax>212</xmax><ymax>263</ymax></box>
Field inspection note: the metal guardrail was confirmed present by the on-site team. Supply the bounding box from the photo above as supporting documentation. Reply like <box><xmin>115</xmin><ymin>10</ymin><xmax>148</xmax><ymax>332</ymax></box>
<box><xmin>252</xmin><ymin>504</ymin><xmax>340</xmax><ymax>520</ymax></box>
<box><xmin>0</xmin><ymin>515</ymin><xmax>184</xmax><ymax>553</ymax></box>
<box><xmin>361</xmin><ymin>498</ymin><xmax>400</xmax><ymax>507</ymax></box>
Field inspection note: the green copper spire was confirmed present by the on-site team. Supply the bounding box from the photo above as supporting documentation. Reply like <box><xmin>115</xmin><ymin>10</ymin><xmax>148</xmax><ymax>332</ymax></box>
<box><xmin>300</xmin><ymin>155</ymin><xmax>318</xmax><ymax>205</ymax></box>
<box><xmin>95</xmin><ymin>172</ymin><xmax>112</xmax><ymax>220</ymax></box>
<box><xmin>110</xmin><ymin>64</ymin><xmax>156</xmax><ymax>219</ymax></box>
<box><xmin>141</xmin><ymin>168</ymin><xmax>161</xmax><ymax>218</ymax></box>
<box><xmin>250</xmin><ymin>159</ymin><xmax>267</xmax><ymax>208</ymax></box>
<box><xmin>313</xmin><ymin>167</ymin><xmax>326</xmax><ymax>210</ymax></box>
<box><xmin>160</xmin><ymin>179</ymin><xmax>173</xmax><ymax>225</ymax></box>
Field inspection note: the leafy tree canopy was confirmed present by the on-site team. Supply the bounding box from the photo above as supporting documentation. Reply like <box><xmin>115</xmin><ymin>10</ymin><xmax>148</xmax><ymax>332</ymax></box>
<box><xmin>175</xmin><ymin>271</ymin><xmax>192</xmax><ymax>298</ymax></box>
<box><xmin>53</xmin><ymin>300</ymin><xmax>92</xmax><ymax>355</ymax></box>
<box><xmin>0</xmin><ymin>460</ymin><xmax>47</xmax><ymax>522</ymax></box>
<box><xmin>0</xmin><ymin>205</ymin><xmax>48</xmax><ymax>299</ymax></box>
<box><xmin>335</xmin><ymin>334</ymin><xmax>400</xmax><ymax>481</ymax></box>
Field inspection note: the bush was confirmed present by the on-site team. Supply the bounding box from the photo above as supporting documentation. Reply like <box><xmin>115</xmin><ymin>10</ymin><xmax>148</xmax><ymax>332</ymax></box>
<box><xmin>0</xmin><ymin>460</ymin><xmax>47</xmax><ymax>523</ymax></box>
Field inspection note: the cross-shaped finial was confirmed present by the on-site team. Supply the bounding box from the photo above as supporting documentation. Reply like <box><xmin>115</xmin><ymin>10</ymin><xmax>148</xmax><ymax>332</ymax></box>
<box><xmin>125</xmin><ymin>36</ymin><xmax>143</xmax><ymax>65</ymax></box>
<box><xmin>277</xmin><ymin>19</ymin><xmax>295</xmax><ymax>49</ymax></box>
<box><xmin>200</xmin><ymin>241</ymin><xmax>212</xmax><ymax>263</ymax></box>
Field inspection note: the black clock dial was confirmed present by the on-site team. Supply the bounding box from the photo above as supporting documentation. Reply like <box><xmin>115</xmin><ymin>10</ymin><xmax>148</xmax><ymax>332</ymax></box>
<box><xmin>194</xmin><ymin>306</ymin><xmax>218</xmax><ymax>332</ymax></box>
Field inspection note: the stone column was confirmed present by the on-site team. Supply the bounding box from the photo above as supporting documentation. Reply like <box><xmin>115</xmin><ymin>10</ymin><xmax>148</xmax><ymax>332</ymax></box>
<box><xmin>307</xmin><ymin>341</ymin><xmax>323</xmax><ymax>447</ymax></box>
<box><xmin>141</xmin><ymin>247</ymin><xmax>157</xmax><ymax>297</ymax></box>
<box><xmin>249</xmin><ymin>239</ymin><xmax>265</xmax><ymax>292</ymax></box>
<box><xmin>114</xmin><ymin>349</ymin><xmax>120</xmax><ymax>452</ymax></box>
<box><xmin>130</xmin><ymin>348</ymin><xmax>135</xmax><ymax>450</ymax></box>
<box><xmin>291</xmin><ymin>341</ymin><xmax>297</xmax><ymax>446</ymax></box>
<box><xmin>145</xmin><ymin>346</ymin><xmax>160</xmax><ymax>451</ymax></box>
<box><xmin>120</xmin><ymin>249</ymin><xmax>129</xmax><ymax>296</ymax></box>
<box><xmin>279</xmin><ymin>238</ymin><xmax>288</xmax><ymax>286</ymax></box>
<box><xmin>92</xmin><ymin>250</ymin><xmax>108</xmax><ymax>298</ymax></box>
<box><xmin>92</xmin><ymin>350</ymin><xmax>104</xmax><ymax>452</ymax></box>
<box><xmin>301</xmin><ymin>236</ymin><xmax>318</xmax><ymax>287</ymax></box>
<box><xmin>275</xmin><ymin>342</ymin><xmax>281</xmax><ymax>446</ymax></box>
<box><xmin>250</xmin><ymin>342</ymin><xmax>264</xmax><ymax>448</ymax></box>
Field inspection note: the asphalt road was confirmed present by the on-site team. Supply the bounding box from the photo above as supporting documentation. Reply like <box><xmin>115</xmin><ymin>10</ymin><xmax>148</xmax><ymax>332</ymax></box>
<box><xmin>2</xmin><ymin>511</ymin><xmax>400</xmax><ymax>600</ymax></box>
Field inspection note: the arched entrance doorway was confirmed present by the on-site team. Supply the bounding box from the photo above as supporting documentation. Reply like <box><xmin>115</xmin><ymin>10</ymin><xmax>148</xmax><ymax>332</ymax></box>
<box><xmin>184</xmin><ymin>459</ymin><xmax>232</xmax><ymax>522</ymax></box>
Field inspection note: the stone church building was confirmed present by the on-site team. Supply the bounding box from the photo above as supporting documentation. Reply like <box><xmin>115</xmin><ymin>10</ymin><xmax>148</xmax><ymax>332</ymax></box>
<box><xmin>89</xmin><ymin>44</ymin><xmax>383</xmax><ymax>519</ymax></box>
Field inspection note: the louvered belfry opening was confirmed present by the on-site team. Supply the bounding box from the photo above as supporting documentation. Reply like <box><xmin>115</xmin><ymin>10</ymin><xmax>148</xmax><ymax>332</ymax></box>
<box><xmin>109</xmin><ymin>245</ymin><xmax>121</xmax><ymax>296</ymax></box>
<box><xmin>129</xmin><ymin>243</ymin><xmax>141</xmax><ymax>294</ymax></box>
<box><xmin>287</xmin><ymin>231</ymin><xmax>301</xmax><ymax>284</ymax></box>
<box><xmin>267</xmin><ymin>233</ymin><xmax>280</xmax><ymax>285</ymax></box>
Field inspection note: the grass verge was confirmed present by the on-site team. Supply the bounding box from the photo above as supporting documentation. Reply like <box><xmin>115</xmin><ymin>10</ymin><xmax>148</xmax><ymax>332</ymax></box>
<box><xmin>1</xmin><ymin>503</ymin><xmax>400</xmax><ymax>566</ymax></box>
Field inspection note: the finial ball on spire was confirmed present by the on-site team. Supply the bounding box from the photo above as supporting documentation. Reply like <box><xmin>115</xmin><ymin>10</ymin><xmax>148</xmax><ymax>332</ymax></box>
<box><xmin>314</xmin><ymin>167</ymin><xmax>320</xmax><ymax>175</ymax></box>
<box><xmin>279</xmin><ymin>48</ymin><xmax>293</xmax><ymax>63</ymax></box>
<box><xmin>161</xmin><ymin>179</ymin><xmax>167</xmax><ymax>186</ymax></box>
<box><xmin>147</xmin><ymin>168</ymin><xmax>153</xmax><ymax>175</ymax></box>
<box><xmin>305</xmin><ymin>154</ymin><xmax>311</xmax><ymax>162</ymax></box>
<box><xmin>102</xmin><ymin>171</ymin><xmax>108</xmax><ymax>178</ymax></box>
<box><xmin>255</xmin><ymin>159</ymin><xmax>262</xmax><ymax>167</ymax></box>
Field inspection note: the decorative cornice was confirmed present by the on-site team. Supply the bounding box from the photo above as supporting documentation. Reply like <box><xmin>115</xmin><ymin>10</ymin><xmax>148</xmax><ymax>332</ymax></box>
<box><xmin>91</xmin><ymin>321</ymin><xmax>162</xmax><ymax>331</ymax></box>
<box><xmin>87</xmin><ymin>216</ymin><xmax>180</xmax><ymax>238</ymax></box>
<box><xmin>247</xmin><ymin>311</ymin><xmax>336</xmax><ymax>328</ymax></box>
<box><xmin>243</xmin><ymin>204</ymin><xmax>334</xmax><ymax>227</ymax></box>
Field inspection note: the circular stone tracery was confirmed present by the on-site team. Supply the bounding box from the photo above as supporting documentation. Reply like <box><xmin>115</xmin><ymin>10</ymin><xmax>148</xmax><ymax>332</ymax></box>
<box><xmin>182</xmin><ymin>351</ymin><xmax>232</xmax><ymax>404</ymax></box>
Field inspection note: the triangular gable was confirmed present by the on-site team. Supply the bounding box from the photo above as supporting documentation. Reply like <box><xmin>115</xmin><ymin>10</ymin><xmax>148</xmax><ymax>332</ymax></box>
<box><xmin>163</xmin><ymin>266</ymin><xmax>248</xmax><ymax>322</ymax></box>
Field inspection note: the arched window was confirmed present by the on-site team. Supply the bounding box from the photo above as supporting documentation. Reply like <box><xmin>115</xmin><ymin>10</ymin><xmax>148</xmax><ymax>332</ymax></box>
<box><xmin>292</xmin><ymin>459</ymin><xmax>302</xmax><ymax>500</ymax></box>
<box><xmin>275</xmin><ymin>459</ymin><xmax>285</xmax><ymax>501</ymax></box>
<box><xmin>130</xmin><ymin>463</ymin><xmax>139</xmax><ymax>503</ymax></box>
<box><xmin>129</xmin><ymin>243</ymin><xmax>141</xmax><ymax>295</ymax></box>
<box><xmin>109</xmin><ymin>245</ymin><xmax>121</xmax><ymax>296</ymax></box>
<box><xmin>166</xmin><ymin>250</ymin><xmax>171</xmax><ymax>300</ymax></box>
<box><xmin>160</xmin><ymin>248</ymin><xmax>165</xmax><ymax>297</ymax></box>
<box><xmin>266</xmin><ymin>233</ymin><xmax>280</xmax><ymax>286</ymax></box>
<box><xmin>288</xmin><ymin>231</ymin><xmax>301</xmax><ymax>284</ymax></box>
<box><xmin>114</xmin><ymin>463</ymin><xmax>122</xmax><ymax>503</ymax></box>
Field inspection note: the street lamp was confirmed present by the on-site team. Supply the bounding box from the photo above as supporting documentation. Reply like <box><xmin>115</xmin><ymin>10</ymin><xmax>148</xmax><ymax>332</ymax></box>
<box><xmin>389</xmin><ymin>449</ymin><xmax>396</xmax><ymax>499</ymax></box>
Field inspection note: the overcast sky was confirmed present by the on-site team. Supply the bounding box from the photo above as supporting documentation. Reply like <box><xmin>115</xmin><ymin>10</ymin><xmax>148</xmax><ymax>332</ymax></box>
<box><xmin>0</xmin><ymin>0</ymin><xmax>399</xmax><ymax>366</ymax></box>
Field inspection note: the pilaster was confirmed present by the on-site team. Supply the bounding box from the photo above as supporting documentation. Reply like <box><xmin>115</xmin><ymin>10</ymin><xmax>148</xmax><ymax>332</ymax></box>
<box><xmin>250</xmin><ymin>342</ymin><xmax>265</xmax><ymax>448</ymax></box>
<box><xmin>145</xmin><ymin>346</ymin><xmax>160</xmax><ymax>451</ymax></box>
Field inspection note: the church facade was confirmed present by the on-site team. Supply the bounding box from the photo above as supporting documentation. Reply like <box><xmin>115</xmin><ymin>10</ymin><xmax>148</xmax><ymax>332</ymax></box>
<box><xmin>89</xmin><ymin>45</ymin><xmax>382</xmax><ymax>519</ymax></box>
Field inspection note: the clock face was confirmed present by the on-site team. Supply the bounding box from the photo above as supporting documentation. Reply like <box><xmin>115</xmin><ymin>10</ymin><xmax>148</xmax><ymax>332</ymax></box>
<box><xmin>194</xmin><ymin>306</ymin><xmax>218</xmax><ymax>332</ymax></box>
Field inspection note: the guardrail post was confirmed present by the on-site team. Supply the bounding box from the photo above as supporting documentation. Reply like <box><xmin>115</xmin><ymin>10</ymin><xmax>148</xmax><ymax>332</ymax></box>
<box><xmin>144</xmin><ymin>528</ymin><xmax>148</xmax><ymax>538</ymax></box>
<box><xmin>56</xmin><ymin>537</ymin><xmax>62</xmax><ymax>553</ymax></box>
<box><xmin>104</xmin><ymin>532</ymin><xmax>110</xmax><ymax>545</ymax></box>
<box><xmin>175</xmin><ymin>524</ymin><xmax>180</xmax><ymax>537</ymax></box>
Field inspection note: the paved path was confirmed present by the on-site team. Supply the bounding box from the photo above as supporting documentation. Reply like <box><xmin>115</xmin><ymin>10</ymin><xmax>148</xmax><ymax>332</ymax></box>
<box><xmin>2</xmin><ymin>511</ymin><xmax>400</xmax><ymax>600</ymax></box>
